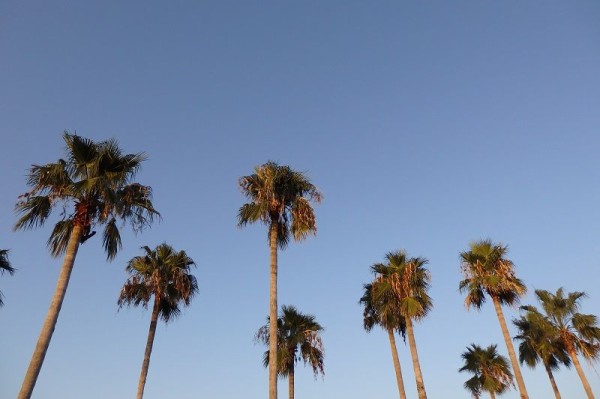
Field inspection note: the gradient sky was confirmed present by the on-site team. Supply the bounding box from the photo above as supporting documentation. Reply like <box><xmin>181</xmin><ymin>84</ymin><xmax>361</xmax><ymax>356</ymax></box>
<box><xmin>2</xmin><ymin>1</ymin><xmax>600</xmax><ymax>398</ymax></box>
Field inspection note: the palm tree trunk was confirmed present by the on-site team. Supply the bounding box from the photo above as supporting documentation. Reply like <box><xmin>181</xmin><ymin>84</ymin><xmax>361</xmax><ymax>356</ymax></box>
<box><xmin>137</xmin><ymin>296</ymin><xmax>160</xmax><ymax>399</ymax></box>
<box><xmin>18</xmin><ymin>224</ymin><xmax>83</xmax><ymax>399</ymax></box>
<box><xmin>405</xmin><ymin>318</ymin><xmax>427</xmax><ymax>399</ymax></box>
<box><xmin>288</xmin><ymin>361</ymin><xmax>294</xmax><ymax>399</ymax></box>
<box><xmin>269</xmin><ymin>222</ymin><xmax>278</xmax><ymax>399</ymax></box>
<box><xmin>568</xmin><ymin>348</ymin><xmax>595</xmax><ymax>399</ymax></box>
<box><xmin>541</xmin><ymin>362</ymin><xmax>561</xmax><ymax>399</ymax></box>
<box><xmin>489</xmin><ymin>391</ymin><xmax>496</xmax><ymax>399</ymax></box>
<box><xmin>387</xmin><ymin>328</ymin><xmax>407</xmax><ymax>399</ymax></box>
<box><xmin>491</xmin><ymin>296</ymin><xmax>529</xmax><ymax>399</ymax></box>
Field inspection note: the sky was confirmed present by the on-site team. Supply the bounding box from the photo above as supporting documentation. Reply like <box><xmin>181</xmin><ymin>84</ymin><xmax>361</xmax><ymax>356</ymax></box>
<box><xmin>1</xmin><ymin>1</ymin><xmax>600</xmax><ymax>398</ymax></box>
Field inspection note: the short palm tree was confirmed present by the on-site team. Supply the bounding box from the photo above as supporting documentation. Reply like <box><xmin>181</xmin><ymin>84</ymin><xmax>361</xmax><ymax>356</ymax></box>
<box><xmin>14</xmin><ymin>132</ymin><xmax>159</xmax><ymax>399</ymax></box>
<box><xmin>0</xmin><ymin>249</ymin><xmax>15</xmax><ymax>307</ymax></box>
<box><xmin>522</xmin><ymin>288</ymin><xmax>600</xmax><ymax>399</ymax></box>
<box><xmin>459</xmin><ymin>240</ymin><xmax>529</xmax><ymax>399</ymax></box>
<box><xmin>459</xmin><ymin>344</ymin><xmax>514</xmax><ymax>399</ymax></box>
<box><xmin>256</xmin><ymin>305</ymin><xmax>324</xmax><ymax>399</ymax></box>
<box><xmin>118</xmin><ymin>243</ymin><xmax>198</xmax><ymax>399</ymax></box>
<box><xmin>360</xmin><ymin>282</ymin><xmax>408</xmax><ymax>399</ymax></box>
<box><xmin>371</xmin><ymin>250</ymin><xmax>432</xmax><ymax>399</ymax></box>
<box><xmin>513</xmin><ymin>311</ymin><xmax>570</xmax><ymax>399</ymax></box>
<box><xmin>238</xmin><ymin>161</ymin><xmax>321</xmax><ymax>399</ymax></box>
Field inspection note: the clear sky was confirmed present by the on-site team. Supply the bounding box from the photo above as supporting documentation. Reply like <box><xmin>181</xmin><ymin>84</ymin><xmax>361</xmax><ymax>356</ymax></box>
<box><xmin>2</xmin><ymin>1</ymin><xmax>600</xmax><ymax>398</ymax></box>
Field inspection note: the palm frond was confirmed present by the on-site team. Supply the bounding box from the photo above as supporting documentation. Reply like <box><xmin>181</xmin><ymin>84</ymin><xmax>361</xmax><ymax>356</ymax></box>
<box><xmin>47</xmin><ymin>219</ymin><xmax>74</xmax><ymax>257</ymax></box>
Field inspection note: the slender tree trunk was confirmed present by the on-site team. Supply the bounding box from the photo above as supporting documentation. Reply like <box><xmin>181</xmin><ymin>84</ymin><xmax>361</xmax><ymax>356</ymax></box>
<box><xmin>288</xmin><ymin>361</ymin><xmax>294</xmax><ymax>399</ymax></box>
<box><xmin>544</xmin><ymin>362</ymin><xmax>561</xmax><ymax>399</ymax></box>
<box><xmin>387</xmin><ymin>328</ymin><xmax>407</xmax><ymax>399</ymax></box>
<box><xmin>137</xmin><ymin>297</ymin><xmax>160</xmax><ymax>399</ymax></box>
<box><xmin>489</xmin><ymin>391</ymin><xmax>496</xmax><ymax>399</ymax></box>
<box><xmin>491</xmin><ymin>296</ymin><xmax>529</xmax><ymax>399</ymax></box>
<box><xmin>405</xmin><ymin>318</ymin><xmax>427</xmax><ymax>399</ymax></box>
<box><xmin>269</xmin><ymin>222</ymin><xmax>278</xmax><ymax>399</ymax></box>
<box><xmin>18</xmin><ymin>225</ymin><xmax>83</xmax><ymax>399</ymax></box>
<box><xmin>569</xmin><ymin>348</ymin><xmax>595</xmax><ymax>399</ymax></box>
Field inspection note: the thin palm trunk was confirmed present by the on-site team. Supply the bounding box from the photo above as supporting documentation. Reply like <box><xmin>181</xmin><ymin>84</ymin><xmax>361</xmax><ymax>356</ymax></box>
<box><xmin>489</xmin><ymin>391</ymin><xmax>496</xmax><ymax>399</ymax></box>
<box><xmin>387</xmin><ymin>328</ymin><xmax>407</xmax><ymax>399</ymax></box>
<box><xmin>288</xmin><ymin>361</ymin><xmax>295</xmax><ymax>399</ymax></box>
<box><xmin>18</xmin><ymin>225</ymin><xmax>83</xmax><ymax>399</ymax></box>
<box><xmin>491</xmin><ymin>296</ymin><xmax>529</xmax><ymax>399</ymax></box>
<box><xmin>137</xmin><ymin>296</ymin><xmax>160</xmax><ymax>399</ymax></box>
<box><xmin>544</xmin><ymin>363</ymin><xmax>561</xmax><ymax>399</ymax></box>
<box><xmin>269</xmin><ymin>222</ymin><xmax>278</xmax><ymax>399</ymax></box>
<box><xmin>405</xmin><ymin>318</ymin><xmax>427</xmax><ymax>399</ymax></box>
<box><xmin>568</xmin><ymin>348</ymin><xmax>595</xmax><ymax>399</ymax></box>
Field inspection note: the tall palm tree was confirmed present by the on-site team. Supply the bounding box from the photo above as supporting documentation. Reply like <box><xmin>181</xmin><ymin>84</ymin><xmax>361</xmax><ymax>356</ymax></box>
<box><xmin>522</xmin><ymin>288</ymin><xmax>600</xmax><ymax>399</ymax></box>
<box><xmin>0</xmin><ymin>249</ymin><xmax>15</xmax><ymax>307</ymax></box>
<box><xmin>14</xmin><ymin>132</ymin><xmax>159</xmax><ymax>399</ymax></box>
<box><xmin>459</xmin><ymin>240</ymin><xmax>529</xmax><ymax>399</ymax></box>
<box><xmin>459</xmin><ymin>344</ymin><xmax>514</xmax><ymax>399</ymax></box>
<box><xmin>238</xmin><ymin>161</ymin><xmax>321</xmax><ymax>399</ymax></box>
<box><xmin>256</xmin><ymin>305</ymin><xmax>324</xmax><ymax>399</ymax></box>
<box><xmin>360</xmin><ymin>282</ymin><xmax>408</xmax><ymax>399</ymax></box>
<box><xmin>513</xmin><ymin>311</ymin><xmax>570</xmax><ymax>399</ymax></box>
<box><xmin>371</xmin><ymin>250</ymin><xmax>432</xmax><ymax>399</ymax></box>
<box><xmin>118</xmin><ymin>243</ymin><xmax>198</xmax><ymax>399</ymax></box>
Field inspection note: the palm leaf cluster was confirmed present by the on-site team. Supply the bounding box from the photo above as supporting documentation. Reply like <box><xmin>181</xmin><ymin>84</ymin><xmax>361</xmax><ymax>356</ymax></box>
<box><xmin>238</xmin><ymin>161</ymin><xmax>322</xmax><ymax>247</ymax></box>
<box><xmin>15</xmin><ymin>132</ymin><xmax>159</xmax><ymax>259</ymax></box>
<box><xmin>459</xmin><ymin>344</ymin><xmax>513</xmax><ymax>399</ymax></box>
<box><xmin>118</xmin><ymin>243</ymin><xmax>198</xmax><ymax>321</ymax></box>
<box><xmin>256</xmin><ymin>305</ymin><xmax>325</xmax><ymax>377</ymax></box>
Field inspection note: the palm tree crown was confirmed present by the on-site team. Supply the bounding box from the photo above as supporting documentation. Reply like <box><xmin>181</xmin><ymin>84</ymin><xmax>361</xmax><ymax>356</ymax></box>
<box><xmin>118</xmin><ymin>243</ymin><xmax>198</xmax><ymax>321</ymax></box>
<box><xmin>514</xmin><ymin>310</ymin><xmax>571</xmax><ymax>369</ymax></box>
<box><xmin>360</xmin><ymin>282</ymin><xmax>406</xmax><ymax>336</ymax></box>
<box><xmin>459</xmin><ymin>240</ymin><xmax>526</xmax><ymax>308</ymax></box>
<box><xmin>371</xmin><ymin>251</ymin><xmax>432</xmax><ymax>321</ymax></box>
<box><xmin>15</xmin><ymin>132</ymin><xmax>159</xmax><ymax>259</ymax></box>
<box><xmin>459</xmin><ymin>344</ymin><xmax>514</xmax><ymax>398</ymax></box>
<box><xmin>238</xmin><ymin>161</ymin><xmax>322</xmax><ymax>246</ymax></box>
<box><xmin>0</xmin><ymin>249</ymin><xmax>15</xmax><ymax>307</ymax></box>
<box><xmin>257</xmin><ymin>305</ymin><xmax>325</xmax><ymax>377</ymax></box>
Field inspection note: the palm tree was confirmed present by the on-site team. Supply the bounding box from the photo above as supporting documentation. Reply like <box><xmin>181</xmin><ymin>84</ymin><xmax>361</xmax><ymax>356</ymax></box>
<box><xmin>0</xmin><ymin>249</ymin><xmax>15</xmax><ymax>307</ymax></box>
<box><xmin>360</xmin><ymin>282</ymin><xmax>408</xmax><ymax>399</ymax></box>
<box><xmin>459</xmin><ymin>344</ymin><xmax>514</xmax><ymax>399</ymax></box>
<box><xmin>14</xmin><ymin>132</ymin><xmax>159</xmax><ymax>399</ymax></box>
<box><xmin>513</xmin><ymin>311</ymin><xmax>570</xmax><ymax>398</ymax></box>
<box><xmin>371</xmin><ymin>250</ymin><xmax>432</xmax><ymax>399</ymax></box>
<box><xmin>256</xmin><ymin>305</ymin><xmax>324</xmax><ymax>399</ymax></box>
<box><xmin>459</xmin><ymin>240</ymin><xmax>529</xmax><ymax>399</ymax></box>
<box><xmin>238</xmin><ymin>161</ymin><xmax>321</xmax><ymax>399</ymax></box>
<box><xmin>522</xmin><ymin>288</ymin><xmax>600</xmax><ymax>399</ymax></box>
<box><xmin>118</xmin><ymin>243</ymin><xmax>198</xmax><ymax>399</ymax></box>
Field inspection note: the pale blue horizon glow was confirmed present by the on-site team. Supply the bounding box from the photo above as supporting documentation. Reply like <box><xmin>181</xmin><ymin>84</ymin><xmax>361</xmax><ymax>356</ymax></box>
<box><xmin>1</xmin><ymin>1</ymin><xmax>600</xmax><ymax>398</ymax></box>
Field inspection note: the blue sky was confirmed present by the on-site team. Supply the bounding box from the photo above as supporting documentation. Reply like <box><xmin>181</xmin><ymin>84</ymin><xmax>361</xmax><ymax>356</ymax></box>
<box><xmin>2</xmin><ymin>1</ymin><xmax>600</xmax><ymax>398</ymax></box>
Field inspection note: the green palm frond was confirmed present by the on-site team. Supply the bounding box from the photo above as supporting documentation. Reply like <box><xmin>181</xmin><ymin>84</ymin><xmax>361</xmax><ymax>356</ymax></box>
<box><xmin>102</xmin><ymin>218</ymin><xmax>122</xmax><ymax>260</ymax></box>
<box><xmin>0</xmin><ymin>249</ymin><xmax>15</xmax><ymax>307</ymax></box>
<box><xmin>47</xmin><ymin>219</ymin><xmax>74</xmax><ymax>257</ymax></box>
